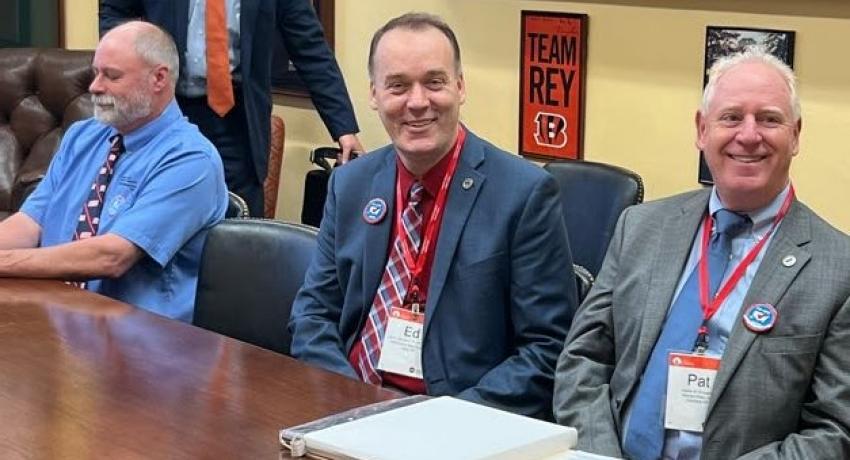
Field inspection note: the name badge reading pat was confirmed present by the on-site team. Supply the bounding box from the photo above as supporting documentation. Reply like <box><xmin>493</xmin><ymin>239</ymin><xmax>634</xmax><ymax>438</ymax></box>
<box><xmin>665</xmin><ymin>352</ymin><xmax>720</xmax><ymax>432</ymax></box>
<box><xmin>376</xmin><ymin>307</ymin><xmax>424</xmax><ymax>379</ymax></box>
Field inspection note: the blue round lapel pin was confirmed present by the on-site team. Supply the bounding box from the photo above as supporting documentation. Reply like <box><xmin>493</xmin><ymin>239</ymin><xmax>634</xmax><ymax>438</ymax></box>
<box><xmin>362</xmin><ymin>198</ymin><xmax>387</xmax><ymax>224</ymax></box>
<box><xmin>742</xmin><ymin>303</ymin><xmax>778</xmax><ymax>333</ymax></box>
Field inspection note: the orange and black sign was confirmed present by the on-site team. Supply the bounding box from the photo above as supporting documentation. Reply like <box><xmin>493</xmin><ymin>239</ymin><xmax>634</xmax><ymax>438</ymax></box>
<box><xmin>519</xmin><ymin>11</ymin><xmax>587</xmax><ymax>160</ymax></box>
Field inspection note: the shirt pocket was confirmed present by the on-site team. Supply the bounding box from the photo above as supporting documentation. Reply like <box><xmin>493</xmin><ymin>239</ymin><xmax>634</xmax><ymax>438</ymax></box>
<box><xmin>104</xmin><ymin>177</ymin><xmax>139</xmax><ymax>217</ymax></box>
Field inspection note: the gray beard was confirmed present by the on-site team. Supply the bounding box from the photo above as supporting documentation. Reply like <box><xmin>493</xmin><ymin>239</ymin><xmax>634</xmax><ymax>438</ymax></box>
<box><xmin>92</xmin><ymin>92</ymin><xmax>152</xmax><ymax>129</ymax></box>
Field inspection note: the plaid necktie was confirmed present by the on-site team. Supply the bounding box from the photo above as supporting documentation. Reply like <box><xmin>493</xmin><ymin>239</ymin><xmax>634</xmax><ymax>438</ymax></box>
<box><xmin>354</xmin><ymin>182</ymin><xmax>425</xmax><ymax>384</ymax></box>
<box><xmin>70</xmin><ymin>134</ymin><xmax>125</xmax><ymax>288</ymax></box>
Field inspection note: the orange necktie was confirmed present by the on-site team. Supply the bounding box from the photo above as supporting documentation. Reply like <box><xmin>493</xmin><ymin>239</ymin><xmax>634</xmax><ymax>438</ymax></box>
<box><xmin>206</xmin><ymin>0</ymin><xmax>234</xmax><ymax>116</ymax></box>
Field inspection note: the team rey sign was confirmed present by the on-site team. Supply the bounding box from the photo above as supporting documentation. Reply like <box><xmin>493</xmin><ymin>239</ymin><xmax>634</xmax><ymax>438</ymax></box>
<box><xmin>519</xmin><ymin>11</ymin><xmax>588</xmax><ymax>160</ymax></box>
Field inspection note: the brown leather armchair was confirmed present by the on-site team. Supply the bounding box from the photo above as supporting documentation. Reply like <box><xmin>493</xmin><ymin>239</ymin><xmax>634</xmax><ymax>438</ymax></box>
<box><xmin>0</xmin><ymin>48</ymin><xmax>94</xmax><ymax>218</ymax></box>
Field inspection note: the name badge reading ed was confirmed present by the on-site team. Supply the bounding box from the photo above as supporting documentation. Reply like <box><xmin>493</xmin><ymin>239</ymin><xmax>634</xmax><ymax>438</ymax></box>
<box><xmin>376</xmin><ymin>307</ymin><xmax>424</xmax><ymax>379</ymax></box>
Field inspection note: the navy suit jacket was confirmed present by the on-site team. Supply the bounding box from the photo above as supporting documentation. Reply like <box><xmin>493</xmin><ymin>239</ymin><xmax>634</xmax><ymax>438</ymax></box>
<box><xmin>99</xmin><ymin>0</ymin><xmax>359</xmax><ymax>182</ymax></box>
<box><xmin>289</xmin><ymin>130</ymin><xmax>577</xmax><ymax>419</ymax></box>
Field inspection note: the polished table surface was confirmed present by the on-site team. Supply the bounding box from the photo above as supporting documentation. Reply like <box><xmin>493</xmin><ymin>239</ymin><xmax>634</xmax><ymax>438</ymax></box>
<box><xmin>0</xmin><ymin>279</ymin><xmax>398</xmax><ymax>459</ymax></box>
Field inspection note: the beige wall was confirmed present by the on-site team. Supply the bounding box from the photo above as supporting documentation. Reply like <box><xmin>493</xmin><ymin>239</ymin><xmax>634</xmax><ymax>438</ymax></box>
<box><xmin>65</xmin><ymin>1</ymin><xmax>850</xmax><ymax>231</ymax></box>
<box><xmin>63</xmin><ymin>0</ymin><xmax>98</xmax><ymax>49</ymax></box>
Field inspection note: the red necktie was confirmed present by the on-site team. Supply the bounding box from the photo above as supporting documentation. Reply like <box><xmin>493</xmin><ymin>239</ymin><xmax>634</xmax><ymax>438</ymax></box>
<box><xmin>354</xmin><ymin>182</ymin><xmax>425</xmax><ymax>384</ymax></box>
<box><xmin>71</xmin><ymin>134</ymin><xmax>125</xmax><ymax>288</ymax></box>
<box><xmin>206</xmin><ymin>0</ymin><xmax>234</xmax><ymax>116</ymax></box>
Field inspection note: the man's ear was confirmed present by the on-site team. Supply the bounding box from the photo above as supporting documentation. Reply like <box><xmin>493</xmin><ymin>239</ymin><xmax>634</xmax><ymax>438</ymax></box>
<box><xmin>695</xmin><ymin>109</ymin><xmax>707</xmax><ymax>151</ymax></box>
<box><xmin>151</xmin><ymin>65</ymin><xmax>170</xmax><ymax>92</ymax></box>
<box><xmin>457</xmin><ymin>72</ymin><xmax>466</xmax><ymax>105</ymax></box>
<box><xmin>369</xmin><ymin>82</ymin><xmax>378</xmax><ymax>110</ymax></box>
<box><xmin>791</xmin><ymin>118</ymin><xmax>802</xmax><ymax>156</ymax></box>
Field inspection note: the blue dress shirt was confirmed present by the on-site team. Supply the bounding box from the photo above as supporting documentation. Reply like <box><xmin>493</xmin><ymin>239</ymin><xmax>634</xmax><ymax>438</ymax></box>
<box><xmin>21</xmin><ymin>100</ymin><xmax>228</xmax><ymax>322</ymax></box>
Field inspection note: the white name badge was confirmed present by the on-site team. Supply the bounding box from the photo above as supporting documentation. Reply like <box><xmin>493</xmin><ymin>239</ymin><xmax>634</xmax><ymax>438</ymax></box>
<box><xmin>664</xmin><ymin>352</ymin><xmax>720</xmax><ymax>432</ymax></box>
<box><xmin>376</xmin><ymin>307</ymin><xmax>424</xmax><ymax>379</ymax></box>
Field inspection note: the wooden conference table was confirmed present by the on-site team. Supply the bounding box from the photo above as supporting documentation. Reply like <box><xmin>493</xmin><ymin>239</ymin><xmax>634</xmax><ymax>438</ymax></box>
<box><xmin>0</xmin><ymin>279</ymin><xmax>399</xmax><ymax>459</ymax></box>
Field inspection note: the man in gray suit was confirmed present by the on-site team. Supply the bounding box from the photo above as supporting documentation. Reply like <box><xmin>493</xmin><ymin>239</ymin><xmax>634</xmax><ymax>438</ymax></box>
<box><xmin>554</xmin><ymin>48</ymin><xmax>850</xmax><ymax>459</ymax></box>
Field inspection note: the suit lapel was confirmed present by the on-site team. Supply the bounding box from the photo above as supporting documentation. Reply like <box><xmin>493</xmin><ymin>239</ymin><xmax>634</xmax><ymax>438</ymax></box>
<box><xmin>707</xmin><ymin>200</ymin><xmax>811</xmax><ymax>414</ymax></box>
<box><xmin>630</xmin><ymin>191</ymin><xmax>709</xmax><ymax>395</ymax></box>
<box><xmin>423</xmin><ymin>135</ymin><xmax>485</xmax><ymax>337</ymax></box>
<box><xmin>361</xmin><ymin>153</ymin><xmax>397</xmax><ymax>311</ymax></box>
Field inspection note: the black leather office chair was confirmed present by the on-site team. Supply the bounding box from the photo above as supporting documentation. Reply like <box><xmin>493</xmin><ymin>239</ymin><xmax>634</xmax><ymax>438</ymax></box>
<box><xmin>226</xmin><ymin>191</ymin><xmax>250</xmax><ymax>218</ymax></box>
<box><xmin>545</xmin><ymin>160</ymin><xmax>644</xmax><ymax>278</ymax></box>
<box><xmin>573</xmin><ymin>263</ymin><xmax>594</xmax><ymax>304</ymax></box>
<box><xmin>193</xmin><ymin>219</ymin><xmax>319</xmax><ymax>355</ymax></box>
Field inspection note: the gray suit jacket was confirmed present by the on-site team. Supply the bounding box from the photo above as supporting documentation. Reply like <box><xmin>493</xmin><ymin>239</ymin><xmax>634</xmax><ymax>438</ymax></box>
<box><xmin>553</xmin><ymin>188</ymin><xmax>850</xmax><ymax>459</ymax></box>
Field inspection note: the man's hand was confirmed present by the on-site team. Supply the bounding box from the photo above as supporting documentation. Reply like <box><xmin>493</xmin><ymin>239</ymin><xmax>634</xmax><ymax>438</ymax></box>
<box><xmin>337</xmin><ymin>133</ymin><xmax>365</xmax><ymax>163</ymax></box>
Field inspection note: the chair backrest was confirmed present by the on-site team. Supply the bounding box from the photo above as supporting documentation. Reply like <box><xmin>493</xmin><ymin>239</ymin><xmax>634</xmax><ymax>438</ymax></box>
<box><xmin>263</xmin><ymin>114</ymin><xmax>285</xmax><ymax>218</ymax></box>
<box><xmin>193</xmin><ymin>219</ymin><xmax>319</xmax><ymax>355</ymax></box>
<box><xmin>0</xmin><ymin>48</ymin><xmax>94</xmax><ymax>212</ymax></box>
<box><xmin>544</xmin><ymin>160</ymin><xmax>644</xmax><ymax>277</ymax></box>
<box><xmin>226</xmin><ymin>190</ymin><xmax>250</xmax><ymax>218</ymax></box>
<box><xmin>573</xmin><ymin>263</ymin><xmax>595</xmax><ymax>305</ymax></box>
<box><xmin>301</xmin><ymin>146</ymin><xmax>339</xmax><ymax>228</ymax></box>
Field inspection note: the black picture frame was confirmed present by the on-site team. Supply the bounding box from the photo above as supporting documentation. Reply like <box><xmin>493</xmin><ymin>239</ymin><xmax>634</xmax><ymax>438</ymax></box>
<box><xmin>270</xmin><ymin>0</ymin><xmax>335</xmax><ymax>97</ymax></box>
<box><xmin>698</xmin><ymin>26</ymin><xmax>796</xmax><ymax>184</ymax></box>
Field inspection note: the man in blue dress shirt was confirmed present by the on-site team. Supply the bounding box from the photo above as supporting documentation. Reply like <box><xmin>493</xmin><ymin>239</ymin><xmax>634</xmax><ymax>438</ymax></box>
<box><xmin>0</xmin><ymin>21</ymin><xmax>227</xmax><ymax>322</ymax></box>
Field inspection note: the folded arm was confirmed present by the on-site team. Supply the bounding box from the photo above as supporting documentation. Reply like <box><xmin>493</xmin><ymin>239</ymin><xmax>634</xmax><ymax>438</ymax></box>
<box><xmin>0</xmin><ymin>212</ymin><xmax>41</xmax><ymax>250</ymax></box>
<box><xmin>0</xmin><ymin>212</ymin><xmax>142</xmax><ymax>280</ymax></box>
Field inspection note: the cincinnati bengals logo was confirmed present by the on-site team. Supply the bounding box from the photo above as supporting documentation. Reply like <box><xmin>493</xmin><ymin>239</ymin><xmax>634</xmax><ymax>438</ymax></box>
<box><xmin>533</xmin><ymin>112</ymin><xmax>568</xmax><ymax>148</ymax></box>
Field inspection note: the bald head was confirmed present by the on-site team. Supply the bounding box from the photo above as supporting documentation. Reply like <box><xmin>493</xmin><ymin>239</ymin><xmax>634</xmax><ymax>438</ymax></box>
<box><xmin>90</xmin><ymin>21</ymin><xmax>179</xmax><ymax>133</ymax></box>
<box><xmin>101</xmin><ymin>21</ymin><xmax>180</xmax><ymax>90</ymax></box>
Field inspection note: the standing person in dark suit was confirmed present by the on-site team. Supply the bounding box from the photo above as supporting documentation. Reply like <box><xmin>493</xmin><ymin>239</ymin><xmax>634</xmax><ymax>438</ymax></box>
<box><xmin>100</xmin><ymin>0</ymin><xmax>364</xmax><ymax>217</ymax></box>
<box><xmin>288</xmin><ymin>12</ymin><xmax>577</xmax><ymax>419</ymax></box>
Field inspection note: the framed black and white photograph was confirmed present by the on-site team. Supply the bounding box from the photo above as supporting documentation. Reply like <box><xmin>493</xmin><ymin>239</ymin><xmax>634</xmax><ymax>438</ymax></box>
<box><xmin>698</xmin><ymin>26</ymin><xmax>796</xmax><ymax>184</ymax></box>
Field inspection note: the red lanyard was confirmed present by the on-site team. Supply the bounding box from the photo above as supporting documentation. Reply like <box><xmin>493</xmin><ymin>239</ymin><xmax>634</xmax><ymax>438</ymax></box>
<box><xmin>695</xmin><ymin>186</ymin><xmax>795</xmax><ymax>347</ymax></box>
<box><xmin>395</xmin><ymin>126</ymin><xmax>467</xmax><ymax>304</ymax></box>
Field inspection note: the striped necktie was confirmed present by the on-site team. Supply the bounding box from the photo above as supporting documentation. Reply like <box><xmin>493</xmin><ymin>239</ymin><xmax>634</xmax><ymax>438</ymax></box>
<box><xmin>71</xmin><ymin>134</ymin><xmax>125</xmax><ymax>288</ymax></box>
<box><xmin>354</xmin><ymin>182</ymin><xmax>425</xmax><ymax>384</ymax></box>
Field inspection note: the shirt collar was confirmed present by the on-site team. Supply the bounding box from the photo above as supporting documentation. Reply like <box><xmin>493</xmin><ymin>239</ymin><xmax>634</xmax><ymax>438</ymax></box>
<box><xmin>111</xmin><ymin>100</ymin><xmax>184</xmax><ymax>154</ymax></box>
<box><xmin>709</xmin><ymin>183</ymin><xmax>792</xmax><ymax>236</ymax></box>
<box><xmin>396</xmin><ymin>135</ymin><xmax>461</xmax><ymax>200</ymax></box>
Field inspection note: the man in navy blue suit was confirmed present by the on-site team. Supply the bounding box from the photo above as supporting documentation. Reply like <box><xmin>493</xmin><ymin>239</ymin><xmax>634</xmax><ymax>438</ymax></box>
<box><xmin>289</xmin><ymin>12</ymin><xmax>577</xmax><ymax>419</ymax></box>
<box><xmin>100</xmin><ymin>0</ymin><xmax>363</xmax><ymax>217</ymax></box>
